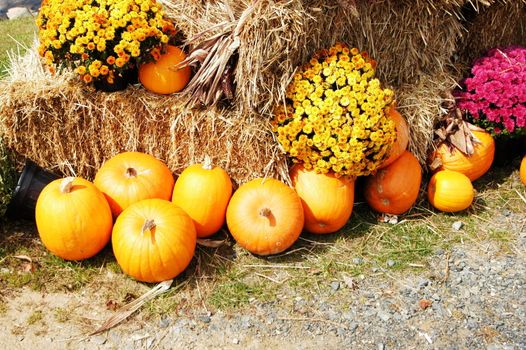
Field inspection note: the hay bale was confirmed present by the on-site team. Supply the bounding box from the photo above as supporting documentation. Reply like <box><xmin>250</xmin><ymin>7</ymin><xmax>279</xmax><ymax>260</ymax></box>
<box><xmin>397</xmin><ymin>71</ymin><xmax>460</xmax><ymax>165</ymax></box>
<box><xmin>458</xmin><ymin>0</ymin><xmax>526</xmax><ymax>67</ymax></box>
<box><xmin>0</xmin><ymin>48</ymin><xmax>287</xmax><ymax>184</ymax></box>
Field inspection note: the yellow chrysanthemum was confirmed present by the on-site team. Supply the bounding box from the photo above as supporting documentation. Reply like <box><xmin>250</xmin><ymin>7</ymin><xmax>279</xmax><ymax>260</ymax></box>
<box><xmin>273</xmin><ymin>42</ymin><xmax>396</xmax><ymax>177</ymax></box>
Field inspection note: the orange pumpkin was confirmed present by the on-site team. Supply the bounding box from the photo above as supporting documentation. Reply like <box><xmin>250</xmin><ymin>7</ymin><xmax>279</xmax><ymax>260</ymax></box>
<box><xmin>364</xmin><ymin>151</ymin><xmax>422</xmax><ymax>215</ymax></box>
<box><xmin>138</xmin><ymin>45</ymin><xmax>191</xmax><ymax>95</ymax></box>
<box><xmin>378</xmin><ymin>105</ymin><xmax>410</xmax><ymax>169</ymax></box>
<box><xmin>94</xmin><ymin>152</ymin><xmax>174</xmax><ymax>217</ymax></box>
<box><xmin>226</xmin><ymin>178</ymin><xmax>304</xmax><ymax>256</ymax></box>
<box><xmin>427</xmin><ymin>170</ymin><xmax>474</xmax><ymax>212</ymax></box>
<box><xmin>35</xmin><ymin>177</ymin><xmax>113</xmax><ymax>261</ymax></box>
<box><xmin>520</xmin><ymin>155</ymin><xmax>526</xmax><ymax>185</ymax></box>
<box><xmin>431</xmin><ymin>130</ymin><xmax>495</xmax><ymax>181</ymax></box>
<box><xmin>112</xmin><ymin>198</ymin><xmax>196</xmax><ymax>283</ymax></box>
<box><xmin>172</xmin><ymin>157</ymin><xmax>232</xmax><ymax>238</ymax></box>
<box><xmin>290</xmin><ymin>165</ymin><xmax>354</xmax><ymax>234</ymax></box>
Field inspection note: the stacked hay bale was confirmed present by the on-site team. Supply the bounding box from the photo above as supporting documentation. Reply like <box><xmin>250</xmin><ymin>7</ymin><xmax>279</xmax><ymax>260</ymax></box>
<box><xmin>0</xmin><ymin>0</ymin><xmax>525</xmax><ymax>184</ymax></box>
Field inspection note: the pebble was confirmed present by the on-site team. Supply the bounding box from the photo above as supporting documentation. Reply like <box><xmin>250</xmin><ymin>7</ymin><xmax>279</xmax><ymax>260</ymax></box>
<box><xmin>452</xmin><ymin>221</ymin><xmax>464</xmax><ymax>231</ymax></box>
<box><xmin>232</xmin><ymin>338</ymin><xmax>239</xmax><ymax>345</ymax></box>
<box><xmin>387</xmin><ymin>260</ymin><xmax>396</xmax><ymax>267</ymax></box>
<box><xmin>348</xmin><ymin>322</ymin><xmax>358</xmax><ymax>332</ymax></box>
<box><xmin>377</xmin><ymin>310</ymin><xmax>391</xmax><ymax>322</ymax></box>
<box><xmin>331</xmin><ymin>281</ymin><xmax>341</xmax><ymax>291</ymax></box>
<box><xmin>159</xmin><ymin>317</ymin><xmax>170</xmax><ymax>328</ymax></box>
<box><xmin>197</xmin><ymin>314</ymin><xmax>211</xmax><ymax>324</ymax></box>
<box><xmin>378</xmin><ymin>343</ymin><xmax>385</xmax><ymax>350</ymax></box>
<box><xmin>353</xmin><ymin>257</ymin><xmax>364</xmax><ymax>265</ymax></box>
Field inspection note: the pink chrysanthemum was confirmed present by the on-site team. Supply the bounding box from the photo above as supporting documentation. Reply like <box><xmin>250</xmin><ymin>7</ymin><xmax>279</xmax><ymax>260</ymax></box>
<box><xmin>455</xmin><ymin>46</ymin><xmax>526</xmax><ymax>137</ymax></box>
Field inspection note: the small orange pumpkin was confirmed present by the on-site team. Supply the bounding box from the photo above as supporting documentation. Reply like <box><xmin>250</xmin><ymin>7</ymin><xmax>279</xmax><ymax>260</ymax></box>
<box><xmin>94</xmin><ymin>152</ymin><xmax>174</xmax><ymax>217</ymax></box>
<box><xmin>112</xmin><ymin>198</ymin><xmax>196</xmax><ymax>283</ymax></box>
<box><xmin>139</xmin><ymin>45</ymin><xmax>191</xmax><ymax>95</ymax></box>
<box><xmin>364</xmin><ymin>151</ymin><xmax>422</xmax><ymax>215</ymax></box>
<box><xmin>431</xmin><ymin>130</ymin><xmax>495</xmax><ymax>181</ymax></box>
<box><xmin>427</xmin><ymin>170</ymin><xmax>474</xmax><ymax>212</ymax></box>
<box><xmin>36</xmin><ymin>177</ymin><xmax>113</xmax><ymax>261</ymax></box>
<box><xmin>172</xmin><ymin>157</ymin><xmax>233</xmax><ymax>238</ymax></box>
<box><xmin>378</xmin><ymin>105</ymin><xmax>410</xmax><ymax>169</ymax></box>
<box><xmin>290</xmin><ymin>165</ymin><xmax>354</xmax><ymax>234</ymax></box>
<box><xmin>520</xmin><ymin>155</ymin><xmax>526</xmax><ymax>185</ymax></box>
<box><xmin>226</xmin><ymin>178</ymin><xmax>304</xmax><ymax>256</ymax></box>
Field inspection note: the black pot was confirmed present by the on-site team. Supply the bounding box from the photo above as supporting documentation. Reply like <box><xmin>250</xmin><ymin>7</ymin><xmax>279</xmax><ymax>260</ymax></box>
<box><xmin>93</xmin><ymin>67</ymin><xmax>138</xmax><ymax>92</ymax></box>
<box><xmin>6</xmin><ymin>160</ymin><xmax>59</xmax><ymax>220</ymax></box>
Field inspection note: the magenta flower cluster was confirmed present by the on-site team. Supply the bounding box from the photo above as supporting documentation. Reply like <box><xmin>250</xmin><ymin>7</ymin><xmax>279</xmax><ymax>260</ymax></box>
<box><xmin>455</xmin><ymin>46</ymin><xmax>526</xmax><ymax>136</ymax></box>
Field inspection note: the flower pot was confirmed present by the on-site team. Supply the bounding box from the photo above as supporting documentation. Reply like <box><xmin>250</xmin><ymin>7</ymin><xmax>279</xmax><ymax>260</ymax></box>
<box><xmin>93</xmin><ymin>67</ymin><xmax>138</xmax><ymax>92</ymax></box>
<box><xmin>6</xmin><ymin>160</ymin><xmax>59</xmax><ymax>220</ymax></box>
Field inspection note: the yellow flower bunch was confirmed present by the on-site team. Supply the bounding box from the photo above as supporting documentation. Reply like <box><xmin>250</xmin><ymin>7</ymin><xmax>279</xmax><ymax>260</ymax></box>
<box><xmin>272</xmin><ymin>42</ymin><xmax>396</xmax><ymax>177</ymax></box>
<box><xmin>37</xmin><ymin>0</ymin><xmax>175</xmax><ymax>84</ymax></box>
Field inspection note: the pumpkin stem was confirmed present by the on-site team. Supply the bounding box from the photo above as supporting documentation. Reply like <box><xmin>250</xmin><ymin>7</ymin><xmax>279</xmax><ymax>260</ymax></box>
<box><xmin>125</xmin><ymin>167</ymin><xmax>138</xmax><ymax>178</ymax></box>
<box><xmin>259</xmin><ymin>208</ymin><xmax>272</xmax><ymax>217</ymax></box>
<box><xmin>141</xmin><ymin>219</ymin><xmax>156</xmax><ymax>234</ymax></box>
<box><xmin>60</xmin><ymin>177</ymin><xmax>75</xmax><ymax>193</ymax></box>
<box><xmin>202</xmin><ymin>155</ymin><xmax>213</xmax><ymax>170</ymax></box>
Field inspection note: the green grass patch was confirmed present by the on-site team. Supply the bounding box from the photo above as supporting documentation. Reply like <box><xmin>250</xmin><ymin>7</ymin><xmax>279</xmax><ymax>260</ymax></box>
<box><xmin>27</xmin><ymin>310</ymin><xmax>43</xmax><ymax>325</ymax></box>
<box><xmin>0</xmin><ymin>16</ymin><xmax>38</xmax><ymax>78</ymax></box>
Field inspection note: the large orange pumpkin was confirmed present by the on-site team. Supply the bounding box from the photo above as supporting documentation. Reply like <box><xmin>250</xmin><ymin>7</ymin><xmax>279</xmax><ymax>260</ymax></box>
<box><xmin>290</xmin><ymin>165</ymin><xmax>354</xmax><ymax>234</ymax></box>
<box><xmin>226</xmin><ymin>178</ymin><xmax>304</xmax><ymax>256</ymax></box>
<box><xmin>427</xmin><ymin>170</ymin><xmax>474</xmax><ymax>212</ymax></box>
<box><xmin>94</xmin><ymin>152</ymin><xmax>174</xmax><ymax>217</ymax></box>
<box><xmin>172</xmin><ymin>157</ymin><xmax>232</xmax><ymax>238</ymax></box>
<box><xmin>521</xmin><ymin>155</ymin><xmax>526</xmax><ymax>186</ymax></box>
<box><xmin>378</xmin><ymin>105</ymin><xmax>410</xmax><ymax>169</ymax></box>
<box><xmin>112</xmin><ymin>198</ymin><xmax>196</xmax><ymax>283</ymax></box>
<box><xmin>364</xmin><ymin>151</ymin><xmax>422</xmax><ymax>215</ymax></box>
<box><xmin>35</xmin><ymin>177</ymin><xmax>113</xmax><ymax>261</ymax></box>
<box><xmin>138</xmin><ymin>45</ymin><xmax>191</xmax><ymax>95</ymax></box>
<box><xmin>431</xmin><ymin>130</ymin><xmax>495</xmax><ymax>181</ymax></box>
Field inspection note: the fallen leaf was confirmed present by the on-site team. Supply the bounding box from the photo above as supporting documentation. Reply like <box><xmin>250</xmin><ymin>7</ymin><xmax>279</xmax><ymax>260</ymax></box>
<box><xmin>106</xmin><ymin>300</ymin><xmax>119</xmax><ymax>311</ymax></box>
<box><xmin>196</xmin><ymin>239</ymin><xmax>226</xmax><ymax>248</ymax></box>
<box><xmin>342</xmin><ymin>275</ymin><xmax>358</xmax><ymax>290</ymax></box>
<box><xmin>419</xmin><ymin>299</ymin><xmax>433</xmax><ymax>310</ymax></box>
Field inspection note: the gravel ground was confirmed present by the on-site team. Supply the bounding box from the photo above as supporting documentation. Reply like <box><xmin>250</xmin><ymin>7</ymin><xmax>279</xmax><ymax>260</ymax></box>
<box><xmin>73</xmin><ymin>221</ymin><xmax>525</xmax><ymax>349</ymax></box>
<box><xmin>1</xmin><ymin>214</ymin><xmax>525</xmax><ymax>349</ymax></box>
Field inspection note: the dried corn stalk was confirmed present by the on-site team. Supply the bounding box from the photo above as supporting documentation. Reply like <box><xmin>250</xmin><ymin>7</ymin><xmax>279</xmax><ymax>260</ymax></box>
<box><xmin>175</xmin><ymin>2</ymin><xmax>257</xmax><ymax>107</ymax></box>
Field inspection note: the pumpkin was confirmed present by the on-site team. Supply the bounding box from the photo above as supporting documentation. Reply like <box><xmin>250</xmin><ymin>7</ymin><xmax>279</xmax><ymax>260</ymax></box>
<box><xmin>172</xmin><ymin>157</ymin><xmax>232</xmax><ymax>238</ymax></box>
<box><xmin>94</xmin><ymin>152</ymin><xmax>174</xmax><ymax>217</ymax></box>
<box><xmin>364</xmin><ymin>150</ymin><xmax>422</xmax><ymax>215</ymax></box>
<box><xmin>378</xmin><ymin>105</ymin><xmax>410</xmax><ymax>169</ymax></box>
<box><xmin>35</xmin><ymin>177</ymin><xmax>112</xmax><ymax>261</ymax></box>
<box><xmin>427</xmin><ymin>170</ymin><xmax>474</xmax><ymax>212</ymax></box>
<box><xmin>112</xmin><ymin>198</ymin><xmax>196</xmax><ymax>283</ymax></box>
<box><xmin>290</xmin><ymin>165</ymin><xmax>354</xmax><ymax>234</ymax></box>
<box><xmin>138</xmin><ymin>45</ymin><xmax>191</xmax><ymax>95</ymax></box>
<box><xmin>431</xmin><ymin>130</ymin><xmax>495</xmax><ymax>181</ymax></box>
<box><xmin>226</xmin><ymin>178</ymin><xmax>304</xmax><ymax>256</ymax></box>
<box><xmin>520</xmin><ymin>155</ymin><xmax>526</xmax><ymax>186</ymax></box>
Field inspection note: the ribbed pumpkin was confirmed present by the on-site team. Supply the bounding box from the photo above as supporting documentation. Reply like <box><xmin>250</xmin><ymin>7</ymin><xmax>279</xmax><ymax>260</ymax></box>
<box><xmin>172</xmin><ymin>157</ymin><xmax>232</xmax><ymax>238</ymax></box>
<box><xmin>36</xmin><ymin>177</ymin><xmax>113</xmax><ymax>261</ymax></box>
<box><xmin>290</xmin><ymin>165</ymin><xmax>354</xmax><ymax>234</ymax></box>
<box><xmin>112</xmin><ymin>199</ymin><xmax>196</xmax><ymax>283</ymax></box>
<box><xmin>432</xmin><ymin>130</ymin><xmax>495</xmax><ymax>181</ymax></box>
<box><xmin>226</xmin><ymin>178</ymin><xmax>304</xmax><ymax>256</ymax></box>
<box><xmin>378</xmin><ymin>105</ymin><xmax>410</xmax><ymax>169</ymax></box>
<box><xmin>427</xmin><ymin>170</ymin><xmax>474</xmax><ymax>212</ymax></box>
<box><xmin>520</xmin><ymin>155</ymin><xmax>526</xmax><ymax>186</ymax></box>
<box><xmin>138</xmin><ymin>45</ymin><xmax>191</xmax><ymax>95</ymax></box>
<box><xmin>94</xmin><ymin>152</ymin><xmax>174</xmax><ymax>217</ymax></box>
<box><xmin>364</xmin><ymin>151</ymin><xmax>422</xmax><ymax>215</ymax></box>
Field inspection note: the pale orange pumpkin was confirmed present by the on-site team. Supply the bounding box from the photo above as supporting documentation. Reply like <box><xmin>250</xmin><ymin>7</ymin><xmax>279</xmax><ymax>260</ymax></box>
<box><xmin>112</xmin><ymin>198</ymin><xmax>196</xmax><ymax>283</ymax></box>
<box><xmin>431</xmin><ymin>130</ymin><xmax>495</xmax><ymax>181</ymax></box>
<box><xmin>520</xmin><ymin>155</ymin><xmax>526</xmax><ymax>186</ymax></box>
<box><xmin>290</xmin><ymin>165</ymin><xmax>354</xmax><ymax>234</ymax></box>
<box><xmin>427</xmin><ymin>170</ymin><xmax>474</xmax><ymax>212</ymax></box>
<box><xmin>172</xmin><ymin>157</ymin><xmax>232</xmax><ymax>238</ymax></box>
<box><xmin>364</xmin><ymin>151</ymin><xmax>422</xmax><ymax>215</ymax></box>
<box><xmin>226</xmin><ymin>178</ymin><xmax>304</xmax><ymax>256</ymax></box>
<box><xmin>94</xmin><ymin>152</ymin><xmax>174</xmax><ymax>217</ymax></box>
<box><xmin>138</xmin><ymin>45</ymin><xmax>191</xmax><ymax>95</ymax></box>
<box><xmin>378</xmin><ymin>105</ymin><xmax>410</xmax><ymax>169</ymax></box>
<box><xmin>35</xmin><ymin>177</ymin><xmax>113</xmax><ymax>261</ymax></box>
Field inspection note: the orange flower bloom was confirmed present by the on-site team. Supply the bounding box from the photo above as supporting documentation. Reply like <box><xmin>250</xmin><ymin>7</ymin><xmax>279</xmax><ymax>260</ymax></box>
<box><xmin>106</xmin><ymin>56</ymin><xmax>116</xmax><ymax>65</ymax></box>
<box><xmin>83</xmin><ymin>74</ymin><xmax>93</xmax><ymax>83</ymax></box>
